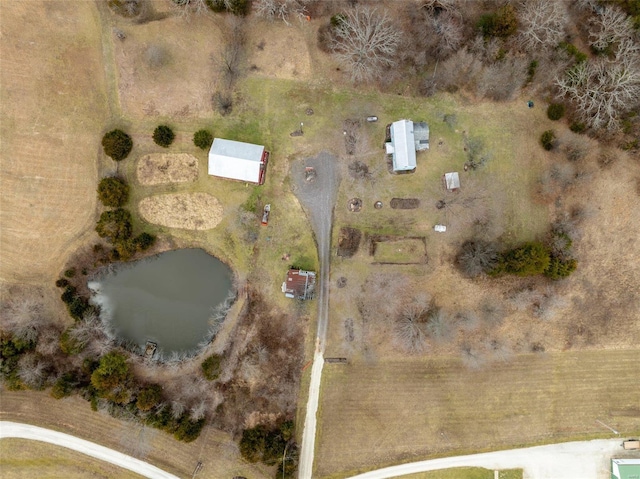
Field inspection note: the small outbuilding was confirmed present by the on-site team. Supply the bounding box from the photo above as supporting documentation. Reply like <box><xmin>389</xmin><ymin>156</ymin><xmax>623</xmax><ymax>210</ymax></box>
<box><xmin>282</xmin><ymin>269</ymin><xmax>316</xmax><ymax>300</ymax></box>
<box><xmin>444</xmin><ymin>172</ymin><xmax>460</xmax><ymax>191</ymax></box>
<box><xmin>208</xmin><ymin>138</ymin><xmax>269</xmax><ymax>185</ymax></box>
<box><xmin>611</xmin><ymin>458</ymin><xmax>640</xmax><ymax>479</ymax></box>
<box><xmin>386</xmin><ymin>120</ymin><xmax>430</xmax><ymax>173</ymax></box>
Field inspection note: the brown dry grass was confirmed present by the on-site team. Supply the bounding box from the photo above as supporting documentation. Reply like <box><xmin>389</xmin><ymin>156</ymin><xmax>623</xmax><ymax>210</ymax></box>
<box><xmin>315</xmin><ymin>350</ymin><xmax>640</xmax><ymax>478</ymax></box>
<box><xmin>138</xmin><ymin>192</ymin><xmax>223</xmax><ymax>230</ymax></box>
<box><xmin>0</xmin><ymin>0</ymin><xmax>108</xmax><ymax>283</ymax></box>
<box><xmin>108</xmin><ymin>1</ymin><xmax>222</xmax><ymax>119</ymax></box>
<box><xmin>246</xmin><ymin>19</ymin><xmax>312</xmax><ymax>80</ymax></box>
<box><xmin>136</xmin><ymin>153</ymin><xmax>199</xmax><ymax>185</ymax></box>
<box><xmin>0</xmin><ymin>438</ymin><xmax>144</xmax><ymax>479</ymax></box>
<box><xmin>0</xmin><ymin>390</ymin><xmax>271</xmax><ymax>479</ymax></box>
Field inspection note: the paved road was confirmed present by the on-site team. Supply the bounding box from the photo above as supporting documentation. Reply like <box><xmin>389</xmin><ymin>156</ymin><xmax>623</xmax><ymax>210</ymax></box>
<box><xmin>0</xmin><ymin>421</ymin><xmax>179</xmax><ymax>479</ymax></box>
<box><xmin>346</xmin><ymin>438</ymin><xmax>628</xmax><ymax>479</ymax></box>
<box><xmin>292</xmin><ymin>152</ymin><xmax>340</xmax><ymax>479</ymax></box>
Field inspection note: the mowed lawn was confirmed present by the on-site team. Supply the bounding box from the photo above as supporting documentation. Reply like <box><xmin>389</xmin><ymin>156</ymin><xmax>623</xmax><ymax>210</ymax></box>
<box><xmin>0</xmin><ymin>438</ymin><xmax>144</xmax><ymax>479</ymax></box>
<box><xmin>0</xmin><ymin>0</ymin><xmax>108</xmax><ymax>282</ymax></box>
<box><xmin>314</xmin><ymin>349</ymin><xmax>640</xmax><ymax>478</ymax></box>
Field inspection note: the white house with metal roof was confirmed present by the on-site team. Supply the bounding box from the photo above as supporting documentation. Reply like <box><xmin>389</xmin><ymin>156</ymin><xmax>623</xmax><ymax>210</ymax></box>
<box><xmin>385</xmin><ymin>120</ymin><xmax>429</xmax><ymax>173</ymax></box>
<box><xmin>208</xmin><ymin>138</ymin><xmax>269</xmax><ymax>185</ymax></box>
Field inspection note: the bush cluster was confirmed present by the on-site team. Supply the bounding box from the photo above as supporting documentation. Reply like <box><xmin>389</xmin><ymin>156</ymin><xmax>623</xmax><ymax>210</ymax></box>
<box><xmin>547</xmin><ymin>103</ymin><xmax>565</xmax><ymax>121</ymax></box>
<box><xmin>102</xmin><ymin>129</ymin><xmax>133</xmax><ymax>161</ymax></box>
<box><xmin>478</xmin><ymin>4</ymin><xmax>518</xmax><ymax>38</ymax></box>
<box><xmin>0</xmin><ymin>332</ymin><xmax>36</xmax><ymax>390</ymax></box>
<box><xmin>153</xmin><ymin>125</ymin><xmax>175</xmax><ymax>148</ymax></box>
<box><xmin>98</xmin><ymin>177</ymin><xmax>129</xmax><ymax>207</ymax></box>
<box><xmin>540</xmin><ymin>130</ymin><xmax>556</xmax><ymax>151</ymax></box>
<box><xmin>201</xmin><ymin>354</ymin><xmax>222</xmax><ymax>380</ymax></box>
<box><xmin>239</xmin><ymin>421</ymin><xmax>295</xmax><ymax>466</ymax></box>
<box><xmin>193</xmin><ymin>129</ymin><xmax>213</xmax><ymax>150</ymax></box>
<box><xmin>205</xmin><ymin>0</ymin><xmax>249</xmax><ymax>15</ymax></box>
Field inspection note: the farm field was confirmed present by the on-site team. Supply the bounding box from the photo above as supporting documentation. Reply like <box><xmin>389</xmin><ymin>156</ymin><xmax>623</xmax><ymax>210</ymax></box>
<box><xmin>0</xmin><ymin>438</ymin><xmax>144</xmax><ymax>479</ymax></box>
<box><xmin>0</xmin><ymin>0</ymin><xmax>109</xmax><ymax>283</ymax></box>
<box><xmin>314</xmin><ymin>349</ymin><xmax>640</xmax><ymax>478</ymax></box>
<box><xmin>0</xmin><ymin>390</ymin><xmax>271</xmax><ymax>479</ymax></box>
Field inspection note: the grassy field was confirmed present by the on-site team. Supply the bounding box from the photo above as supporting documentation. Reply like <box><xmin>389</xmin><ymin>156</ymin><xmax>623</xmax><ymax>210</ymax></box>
<box><xmin>372</xmin><ymin>238</ymin><xmax>427</xmax><ymax>264</ymax></box>
<box><xmin>314</xmin><ymin>349</ymin><xmax>640</xmax><ymax>478</ymax></box>
<box><xmin>398</xmin><ymin>468</ymin><xmax>522</xmax><ymax>479</ymax></box>
<box><xmin>0</xmin><ymin>0</ymin><xmax>109</xmax><ymax>283</ymax></box>
<box><xmin>0</xmin><ymin>438</ymin><xmax>144</xmax><ymax>479</ymax></box>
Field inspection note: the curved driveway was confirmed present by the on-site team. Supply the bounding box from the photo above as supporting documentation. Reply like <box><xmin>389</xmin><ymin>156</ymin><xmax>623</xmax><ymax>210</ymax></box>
<box><xmin>346</xmin><ymin>438</ymin><xmax>626</xmax><ymax>479</ymax></box>
<box><xmin>0</xmin><ymin>421</ymin><xmax>179</xmax><ymax>479</ymax></box>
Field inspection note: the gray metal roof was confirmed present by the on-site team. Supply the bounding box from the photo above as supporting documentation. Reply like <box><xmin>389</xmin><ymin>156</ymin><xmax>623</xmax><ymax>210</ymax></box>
<box><xmin>389</xmin><ymin>120</ymin><xmax>417</xmax><ymax>172</ymax></box>
<box><xmin>208</xmin><ymin>138</ymin><xmax>265</xmax><ymax>183</ymax></box>
<box><xmin>414</xmin><ymin>121</ymin><xmax>430</xmax><ymax>151</ymax></box>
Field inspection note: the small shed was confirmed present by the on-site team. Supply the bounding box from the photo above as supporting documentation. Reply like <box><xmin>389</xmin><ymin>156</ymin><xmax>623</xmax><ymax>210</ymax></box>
<box><xmin>444</xmin><ymin>172</ymin><xmax>460</xmax><ymax>191</ymax></box>
<box><xmin>611</xmin><ymin>458</ymin><xmax>640</xmax><ymax>479</ymax></box>
<box><xmin>282</xmin><ymin>269</ymin><xmax>316</xmax><ymax>300</ymax></box>
<box><xmin>208</xmin><ymin>138</ymin><xmax>269</xmax><ymax>184</ymax></box>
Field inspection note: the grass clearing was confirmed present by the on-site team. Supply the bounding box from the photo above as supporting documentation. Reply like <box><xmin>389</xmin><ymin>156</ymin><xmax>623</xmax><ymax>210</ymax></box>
<box><xmin>372</xmin><ymin>237</ymin><xmax>427</xmax><ymax>264</ymax></box>
<box><xmin>314</xmin><ymin>349</ymin><xmax>640</xmax><ymax>477</ymax></box>
<box><xmin>0</xmin><ymin>438</ymin><xmax>144</xmax><ymax>479</ymax></box>
<box><xmin>136</xmin><ymin>153</ymin><xmax>199</xmax><ymax>185</ymax></box>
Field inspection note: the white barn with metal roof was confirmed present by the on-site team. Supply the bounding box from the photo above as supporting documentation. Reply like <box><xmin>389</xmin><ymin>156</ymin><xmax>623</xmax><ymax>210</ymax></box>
<box><xmin>208</xmin><ymin>138</ymin><xmax>269</xmax><ymax>184</ymax></box>
<box><xmin>387</xmin><ymin>120</ymin><xmax>417</xmax><ymax>172</ymax></box>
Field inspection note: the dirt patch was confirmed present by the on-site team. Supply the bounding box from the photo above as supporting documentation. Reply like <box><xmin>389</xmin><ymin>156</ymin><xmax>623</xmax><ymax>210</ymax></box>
<box><xmin>337</xmin><ymin>227</ymin><xmax>362</xmax><ymax>258</ymax></box>
<box><xmin>390</xmin><ymin>198</ymin><xmax>420</xmax><ymax>209</ymax></box>
<box><xmin>370</xmin><ymin>236</ymin><xmax>428</xmax><ymax>264</ymax></box>
<box><xmin>0</xmin><ymin>1</ymin><xmax>108</xmax><ymax>282</ymax></box>
<box><xmin>343</xmin><ymin>119</ymin><xmax>360</xmax><ymax>155</ymax></box>
<box><xmin>139</xmin><ymin>193</ymin><xmax>223</xmax><ymax>230</ymax></box>
<box><xmin>348</xmin><ymin>160</ymin><xmax>370</xmax><ymax>180</ymax></box>
<box><xmin>136</xmin><ymin>153</ymin><xmax>199</xmax><ymax>185</ymax></box>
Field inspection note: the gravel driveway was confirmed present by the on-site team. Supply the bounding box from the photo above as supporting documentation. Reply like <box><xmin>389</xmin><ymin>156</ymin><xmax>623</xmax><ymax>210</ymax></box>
<box><xmin>291</xmin><ymin>151</ymin><xmax>340</xmax><ymax>349</ymax></box>
<box><xmin>292</xmin><ymin>151</ymin><xmax>340</xmax><ymax>479</ymax></box>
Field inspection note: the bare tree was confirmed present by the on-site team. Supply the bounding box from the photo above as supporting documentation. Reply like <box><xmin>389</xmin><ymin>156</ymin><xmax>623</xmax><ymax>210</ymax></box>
<box><xmin>395</xmin><ymin>303</ymin><xmax>430</xmax><ymax>354</ymax></box>
<box><xmin>17</xmin><ymin>353</ymin><xmax>49</xmax><ymax>390</ymax></box>
<box><xmin>556</xmin><ymin>8</ymin><xmax>640</xmax><ymax>131</ymax></box>
<box><xmin>190</xmin><ymin>400</ymin><xmax>208</xmax><ymax>421</ymax></box>
<box><xmin>331</xmin><ymin>6</ymin><xmax>402</xmax><ymax>83</ymax></box>
<box><xmin>254</xmin><ymin>0</ymin><xmax>310</xmax><ymax>25</ymax></box>
<box><xmin>430</xmin><ymin>11</ymin><xmax>464</xmax><ymax>58</ymax></box>
<box><xmin>172</xmin><ymin>0</ymin><xmax>210</xmax><ymax>18</ymax></box>
<box><xmin>589</xmin><ymin>6</ymin><xmax>635</xmax><ymax>53</ymax></box>
<box><xmin>556</xmin><ymin>54</ymin><xmax>640</xmax><ymax>131</ymax></box>
<box><xmin>425</xmin><ymin>308</ymin><xmax>455</xmax><ymax>342</ymax></box>
<box><xmin>516</xmin><ymin>0</ymin><xmax>568</xmax><ymax>51</ymax></box>
<box><xmin>456</xmin><ymin>240</ymin><xmax>499</xmax><ymax>278</ymax></box>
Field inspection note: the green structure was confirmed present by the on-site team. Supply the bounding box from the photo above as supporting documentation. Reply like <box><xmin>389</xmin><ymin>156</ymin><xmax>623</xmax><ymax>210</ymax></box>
<box><xmin>611</xmin><ymin>459</ymin><xmax>640</xmax><ymax>479</ymax></box>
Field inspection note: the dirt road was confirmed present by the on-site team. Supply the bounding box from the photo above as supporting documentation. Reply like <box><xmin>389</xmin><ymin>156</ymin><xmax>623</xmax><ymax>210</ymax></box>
<box><xmin>346</xmin><ymin>438</ymin><xmax>629</xmax><ymax>479</ymax></box>
<box><xmin>292</xmin><ymin>152</ymin><xmax>340</xmax><ymax>479</ymax></box>
<box><xmin>0</xmin><ymin>421</ymin><xmax>179</xmax><ymax>479</ymax></box>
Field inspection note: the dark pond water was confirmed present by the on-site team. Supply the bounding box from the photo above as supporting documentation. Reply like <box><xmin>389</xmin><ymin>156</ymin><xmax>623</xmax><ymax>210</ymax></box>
<box><xmin>89</xmin><ymin>249</ymin><xmax>233</xmax><ymax>356</ymax></box>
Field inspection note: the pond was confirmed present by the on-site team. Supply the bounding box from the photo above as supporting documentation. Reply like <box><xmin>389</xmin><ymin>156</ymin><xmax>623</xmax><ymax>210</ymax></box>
<box><xmin>89</xmin><ymin>248</ymin><xmax>234</xmax><ymax>357</ymax></box>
